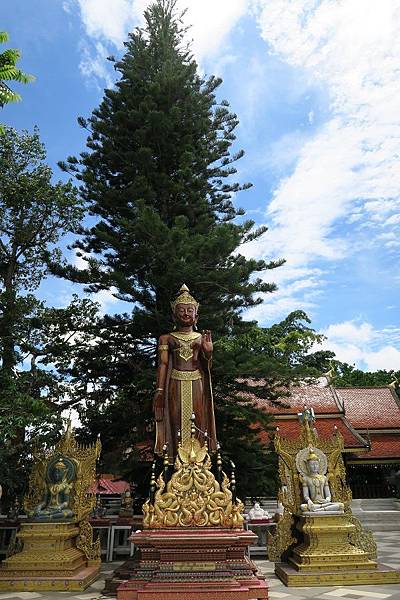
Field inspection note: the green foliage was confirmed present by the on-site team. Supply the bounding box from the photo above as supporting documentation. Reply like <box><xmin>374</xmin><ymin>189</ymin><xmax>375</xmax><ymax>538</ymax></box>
<box><xmin>212</xmin><ymin>311</ymin><xmax>328</xmax><ymax>496</ymax></box>
<box><xmin>0</xmin><ymin>127</ymin><xmax>82</xmax><ymax>292</ymax></box>
<box><xmin>0</xmin><ymin>127</ymin><xmax>92</xmax><ymax>502</ymax></box>
<box><xmin>0</xmin><ymin>32</ymin><xmax>34</xmax><ymax>133</ymax></box>
<box><xmin>58</xmin><ymin>0</ymin><xmax>283</xmax><ymax>326</ymax></box>
<box><xmin>332</xmin><ymin>362</ymin><xmax>400</xmax><ymax>388</ymax></box>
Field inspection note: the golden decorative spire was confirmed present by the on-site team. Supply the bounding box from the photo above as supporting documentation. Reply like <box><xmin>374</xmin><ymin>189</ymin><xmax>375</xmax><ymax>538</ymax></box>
<box><xmin>170</xmin><ymin>283</ymin><xmax>199</xmax><ymax>312</ymax></box>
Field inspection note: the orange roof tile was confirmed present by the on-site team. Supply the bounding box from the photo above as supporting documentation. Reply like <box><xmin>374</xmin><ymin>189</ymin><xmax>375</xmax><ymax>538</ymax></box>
<box><xmin>353</xmin><ymin>433</ymin><xmax>400</xmax><ymax>459</ymax></box>
<box><xmin>262</xmin><ymin>416</ymin><xmax>368</xmax><ymax>450</ymax></box>
<box><xmin>89</xmin><ymin>478</ymin><xmax>130</xmax><ymax>495</ymax></box>
<box><xmin>255</xmin><ymin>384</ymin><xmax>341</xmax><ymax>415</ymax></box>
<box><xmin>335</xmin><ymin>387</ymin><xmax>400</xmax><ymax>429</ymax></box>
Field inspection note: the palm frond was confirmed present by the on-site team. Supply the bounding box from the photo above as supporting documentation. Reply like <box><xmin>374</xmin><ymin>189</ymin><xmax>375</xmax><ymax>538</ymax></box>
<box><xmin>0</xmin><ymin>81</ymin><xmax>21</xmax><ymax>104</ymax></box>
<box><xmin>0</xmin><ymin>48</ymin><xmax>22</xmax><ymax>64</ymax></box>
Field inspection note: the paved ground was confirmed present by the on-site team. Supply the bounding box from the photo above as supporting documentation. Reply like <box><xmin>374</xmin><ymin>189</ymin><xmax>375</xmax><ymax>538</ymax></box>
<box><xmin>256</xmin><ymin>532</ymin><xmax>400</xmax><ymax>600</ymax></box>
<box><xmin>0</xmin><ymin>531</ymin><xmax>398</xmax><ymax>600</ymax></box>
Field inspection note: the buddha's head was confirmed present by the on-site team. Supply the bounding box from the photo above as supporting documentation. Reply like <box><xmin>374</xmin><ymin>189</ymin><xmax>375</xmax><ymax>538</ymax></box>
<box><xmin>53</xmin><ymin>458</ymin><xmax>68</xmax><ymax>481</ymax></box>
<box><xmin>306</xmin><ymin>449</ymin><xmax>320</xmax><ymax>475</ymax></box>
<box><xmin>171</xmin><ymin>284</ymin><xmax>199</xmax><ymax>328</ymax></box>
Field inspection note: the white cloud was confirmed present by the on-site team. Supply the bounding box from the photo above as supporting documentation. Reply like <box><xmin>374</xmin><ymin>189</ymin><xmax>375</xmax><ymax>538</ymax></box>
<box><xmin>62</xmin><ymin>407</ymin><xmax>82</xmax><ymax>428</ymax></box>
<box><xmin>79</xmin><ymin>40</ymin><xmax>115</xmax><ymax>88</ymax></box>
<box><xmin>324</xmin><ymin>321</ymin><xmax>376</xmax><ymax>345</ymax></box>
<box><xmin>261</xmin><ymin>129</ymin><xmax>309</xmax><ymax>173</ymax></box>
<box><xmin>363</xmin><ymin>346</ymin><xmax>400</xmax><ymax>372</ymax></box>
<box><xmin>73</xmin><ymin>0</ymin><xmax>145</xmax><ymax>47</ymax></box>
<box><xmin>244</xmin><ymin>0</ymin><xmax>400</xmax><ymax>319</ymax></box>
<box><xmin>245</xmin><ymin>266</ymin><xmax>322</xmax><ymax>322</ymax></box>
<box><xmin>181</xmin><ymin>0</ymin><xmax>249</xmax><ymax>63</ymax></box>
<box><xmin>246</xmin><ymin>293</ymin><xmax>316</xmax><ymax>322</ymax></box>
<box><xmin>94</xmin><ymin>287</ymin><xmax>120</xmax><ymax>314</ymax></box>
<box><xmin>73</xmin><ymin>250</ymin><xmax>90</xmax><ymax>271</ymax></box>
<box><xmin>319</xmin><ymin>319</ymin><xmax>400</xmax><ymax>371</ymax></box>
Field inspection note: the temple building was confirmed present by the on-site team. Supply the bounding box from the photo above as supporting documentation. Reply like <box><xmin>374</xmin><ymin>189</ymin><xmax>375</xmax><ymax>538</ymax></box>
<box><xmin>256</xmin><ymin>379</ymin><xmax>400</xmax><ymax>498</ymax></box>
<box><xmin>335</xmin><ymin>386</ymin><xmax>400</xmax><ymax>498</ymax></box>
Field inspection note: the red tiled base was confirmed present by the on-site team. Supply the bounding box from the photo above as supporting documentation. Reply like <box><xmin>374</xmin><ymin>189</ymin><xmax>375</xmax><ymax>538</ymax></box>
<box><xmin>117</xmin><ymin>528</ymin><xmax>268</xmax><ymax>600</ymax></box>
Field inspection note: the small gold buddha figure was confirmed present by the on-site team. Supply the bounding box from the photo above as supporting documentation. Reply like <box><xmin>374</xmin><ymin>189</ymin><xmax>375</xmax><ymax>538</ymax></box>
<box><xmin>119</xmin><ymin>489</ymin><xmax>134</xmax><ymax>517</ymax></box>
<box><xmin>299</xmin><ymin>449</ymin><xmax>344</xmax><ymax>513</ymax></box>
<box><xmin>28</xmin><ymin>456</ymin><xmax>76</xmax><ymax>521</ymax></box>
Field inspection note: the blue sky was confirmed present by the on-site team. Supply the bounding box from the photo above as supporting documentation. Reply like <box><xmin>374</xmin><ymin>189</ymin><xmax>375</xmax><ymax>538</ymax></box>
<box><xmin>2</xmin><ymin>0</ymin><xmax>400</xmax><ymax>371</ymax></box>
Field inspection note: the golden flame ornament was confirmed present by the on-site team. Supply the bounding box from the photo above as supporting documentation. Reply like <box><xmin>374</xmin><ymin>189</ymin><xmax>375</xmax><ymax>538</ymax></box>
<box><xmin>143</xmin><ymin>437</ymin><xmax>244</xmax><ymax>529</ymax></box>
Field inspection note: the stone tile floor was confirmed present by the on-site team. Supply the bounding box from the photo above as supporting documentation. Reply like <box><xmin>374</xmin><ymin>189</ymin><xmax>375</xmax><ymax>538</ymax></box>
<box><xmin>0</xmin><ymin>532</ymin><xmax>399</xmax><ymax>600</ymax></box>
<box><xmin>255</xmin><ymin>532</ymin><xmax>400</xmax><ymax>600</ymax></box>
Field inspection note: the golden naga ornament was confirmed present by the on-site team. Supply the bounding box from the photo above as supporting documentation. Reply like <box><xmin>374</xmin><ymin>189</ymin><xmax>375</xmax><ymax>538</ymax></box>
<box><xmin>143</xmin><ymin>437</ymin><xmax>244</xmax><ymax>529</ymax></box>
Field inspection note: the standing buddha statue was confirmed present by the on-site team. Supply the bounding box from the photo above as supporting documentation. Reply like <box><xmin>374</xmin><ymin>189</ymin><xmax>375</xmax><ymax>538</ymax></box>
<box><xmin>153</xmin><ymin>284</ymin><xmax>217</xmax><ymax>463</ymax></box>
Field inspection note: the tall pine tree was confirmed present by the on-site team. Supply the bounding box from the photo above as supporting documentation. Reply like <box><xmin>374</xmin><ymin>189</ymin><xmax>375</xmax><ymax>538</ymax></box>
<box><xmin>57</xmin><ymin>0</ymin><xmax>318</xmax><ymax>498</ymax></box>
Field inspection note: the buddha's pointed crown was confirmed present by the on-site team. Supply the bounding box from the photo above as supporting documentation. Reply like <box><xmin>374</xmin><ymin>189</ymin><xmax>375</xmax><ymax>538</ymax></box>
<box><xmin>170</xmin><ymin>283</ymin><xmax>199</xmax><ymax>312</ymax></box>
<box><xmin>307</xmin><ymin>447</ymin><xmax>319</xmax><ymax>461</ymax></box>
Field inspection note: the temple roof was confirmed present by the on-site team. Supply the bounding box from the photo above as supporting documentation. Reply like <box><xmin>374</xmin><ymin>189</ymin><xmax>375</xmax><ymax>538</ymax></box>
<box><xmin>350</xmin><ymin>433</ymin><xmax>400</xmax><ymax>461</ymax></box>
<box><xmin>255</xmin><ymin>383</ymin><xmax>341</xmax><ymax>415</ymax></box>
<box><xmin>262</xmin><ymin>416</ymin><xmax>368</xmax><ymax>451</ymax></box>
<box><xmin>253</xmin><ymin>381</ymin><xmax>400</xmax><ymax>460</ymax></box>
<box><xmin>335</xmin><ymin>387</ymin><xmax>400</xmax><ymax>430</ymax></box>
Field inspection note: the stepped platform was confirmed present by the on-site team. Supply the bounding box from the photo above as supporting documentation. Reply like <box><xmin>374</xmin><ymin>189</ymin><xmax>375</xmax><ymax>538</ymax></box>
<box><xmin>352</xmin><ymin>498</ymin><xmax>400</xmax><ymax>532</ymax></box>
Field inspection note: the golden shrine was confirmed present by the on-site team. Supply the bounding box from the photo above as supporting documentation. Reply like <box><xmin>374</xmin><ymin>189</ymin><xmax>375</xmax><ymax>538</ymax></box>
<box><xmin>0</xmin><ymin>422</ymin><xmax>101</xmax><ymax>591</ymax></box>
<box><xmin>268</xmin><ymin>408</ymin><xmax>400</xmax><ymax>586</ymax></box>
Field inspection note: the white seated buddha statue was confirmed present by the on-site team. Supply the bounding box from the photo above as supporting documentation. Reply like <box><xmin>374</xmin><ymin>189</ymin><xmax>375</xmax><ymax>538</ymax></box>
<box><xmin>300</xmin><ymin>449</ymin><xmax>344</xmax><ymax>513</ymax></box>
<box><xmin>249</xmin><ymin>502</ymin><xmax>270</xmax><ymax>520</ymax></box>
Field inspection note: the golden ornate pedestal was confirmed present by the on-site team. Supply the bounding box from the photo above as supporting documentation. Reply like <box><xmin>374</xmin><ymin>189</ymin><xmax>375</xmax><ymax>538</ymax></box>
<box><xmin>290</xmin><ymin>513</ymin><xmax>374</xmax><ymax>571</ymax></box>
<box><xmin>116</xmin><ymin>438</ymin><xmax>268</xmax><ymax>600</ymax></box>
<box><xmin>274</xmin><ymin>512</ymin><xmax>400</xmax><ymax>586</ymax></box>
<box><xmin>0</xmin><ymin>521</ymin><xmax>99</xmax><ymax>591</ymax></box>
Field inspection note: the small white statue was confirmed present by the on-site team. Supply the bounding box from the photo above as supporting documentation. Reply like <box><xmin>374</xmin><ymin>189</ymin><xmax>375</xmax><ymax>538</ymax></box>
<box><xmin>249</xmin><ymin>501</ymin><xmax>270</xmax><ymax>520</ymax></box>
<box><xmin>299</xmin><ymin>448</ymin><xmax>344</xmax><ymax>513</ymax></box>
